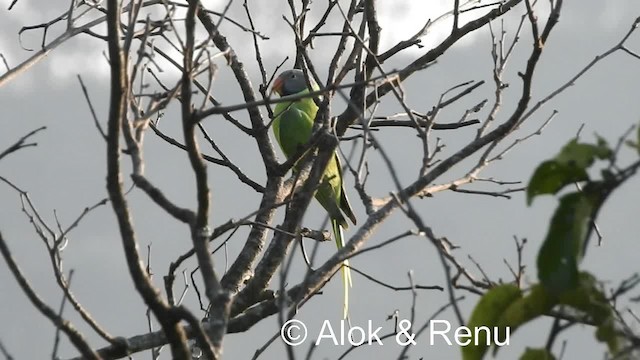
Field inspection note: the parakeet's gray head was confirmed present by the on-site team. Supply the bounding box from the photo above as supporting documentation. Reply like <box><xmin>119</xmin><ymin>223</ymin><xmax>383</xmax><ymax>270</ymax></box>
<box><xmin>271</xmin><ymin>69</ymin><xmax>315</xmax><ymax>96</ymax></box>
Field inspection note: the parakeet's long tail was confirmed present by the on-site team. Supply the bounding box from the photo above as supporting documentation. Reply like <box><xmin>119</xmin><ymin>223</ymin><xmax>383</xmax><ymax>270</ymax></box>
<box><xmin>332</xmin><ymin>219</ymin><xmax>352</xmax><ymax>319</ymax></box>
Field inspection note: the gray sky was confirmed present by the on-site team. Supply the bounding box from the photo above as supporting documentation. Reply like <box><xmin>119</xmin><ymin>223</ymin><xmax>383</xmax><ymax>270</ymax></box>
<box><xmin>1</xmin><ymin>1</ymin><xmax>640</xmax><ymax>359</ymax></box>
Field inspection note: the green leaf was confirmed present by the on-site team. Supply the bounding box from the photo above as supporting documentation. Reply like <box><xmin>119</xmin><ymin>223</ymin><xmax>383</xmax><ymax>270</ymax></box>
<box><xmin>555</xmin><ymin>139</ymin><xmax>611</xmax><ymax>167</ymax></box>
<box><xmin>559</xmin><ymin>273</ymin><xmax>609</xmax><ymax>320</ymax></box>
<box><xmin>461</xmin><ymin>284</ymin><xmax>522</xmax><ymax>360</ymax></box>
<box><xmin>526</xmin><ymin>160</ymin><xmax>588</xmax><ymax>205</ymax></box>
<box><xmin>526</xmin><ymin>139</ymin><xmax>612</xmax><ymax>205</ymax></box>
<box><xmin>537</xmin><ymin>192</ymin><xmax>595</xmax><ymax>294</ymax></box>
<box><xmin>520</xmin><ymin>348</ymin><xmax>556</xmax><ymax>360</ymax></box>
<box><xmin>559</xmin><ymin>272</ymin><xmax>622</xmax><ymax>355</ymax></box>
<box><xmin>624</xmin><ymin>139</ymin><xmax>639</xmax><ymax>152</ymax></box>
<box><xmin>596</xmin><ymin>318</ymin><xmax>620</xmax><ymax>356</ymax></box>
<box><xmin>491</xmin><ymin>284</ymin><xmax>556</xmax><ymax>357</ymax></box>
<box><xmin>495</xmin><ymin>284</ymin><xmax>555</xmax><ymax>335</ymax></box>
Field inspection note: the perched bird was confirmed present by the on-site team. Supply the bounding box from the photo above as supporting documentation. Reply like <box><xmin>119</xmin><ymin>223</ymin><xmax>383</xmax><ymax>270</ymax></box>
<box><xmin>271</xmin><ymin>69</ymin><xmax>357</xmax><ymax>318</ymax></box>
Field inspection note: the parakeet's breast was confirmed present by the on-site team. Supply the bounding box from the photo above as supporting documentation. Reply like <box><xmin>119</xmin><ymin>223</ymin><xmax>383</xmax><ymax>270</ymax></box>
<box><xmin>272</xmin><ymin>89</ymin><xmax>318</xmax><ymax>154</ymax></box>
<box><xmin>277</xmin><ymin>107</ymin><xmax>314</xmax><ymax>158</ymax></box>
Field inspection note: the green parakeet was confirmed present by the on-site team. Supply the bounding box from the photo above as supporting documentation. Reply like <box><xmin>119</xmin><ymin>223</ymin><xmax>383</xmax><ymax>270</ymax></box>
<box><xmin>271</xmin><ymin>69</ymin><xmax>357</xmax><ymax>318</ymax></box>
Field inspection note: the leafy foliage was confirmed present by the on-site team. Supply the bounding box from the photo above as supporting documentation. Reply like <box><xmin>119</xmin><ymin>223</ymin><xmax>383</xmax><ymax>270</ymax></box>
<box><xmin>461</xmin><ymin>284</ymin><xmax>522</xmax><ymax>360</ymax></box>
<box><xmin>526</xmin><ymin>139</ymin><xmax>611</xmax><ymax>205</ymax></box>
<box><xmin>463</xmin><ymin>132</ymin><xmax>638</xmax><ymax>359</ymax></box>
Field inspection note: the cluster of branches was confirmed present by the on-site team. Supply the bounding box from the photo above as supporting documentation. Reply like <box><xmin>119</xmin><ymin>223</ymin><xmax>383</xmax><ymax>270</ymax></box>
<box><xmin>1</xmin><ymin>0</ymin><xmax>640</xmax><ymax>359</ymax></box>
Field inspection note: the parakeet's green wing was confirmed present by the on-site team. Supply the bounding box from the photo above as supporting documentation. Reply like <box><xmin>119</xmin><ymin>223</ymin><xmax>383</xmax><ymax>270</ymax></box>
<box><xmin>335</xmin><ymin>154</ymin><xmax>357</xmax><ymax>226</ymax></box>
<box><xmin>314</xmin><ymin>154</ymin><xmax>350</xmax><ymax>228</ymax></box>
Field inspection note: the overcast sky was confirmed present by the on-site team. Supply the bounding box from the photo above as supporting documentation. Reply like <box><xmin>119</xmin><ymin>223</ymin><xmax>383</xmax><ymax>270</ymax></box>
<box><xmin>1</xmin><ymin>1</ymin><xmax>640</xmax><ymax>359</ymax></box>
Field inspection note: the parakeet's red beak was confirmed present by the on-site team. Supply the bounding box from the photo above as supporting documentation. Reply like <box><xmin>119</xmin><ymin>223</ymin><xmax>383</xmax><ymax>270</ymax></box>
<box><xmin>271</xmin><ymin>76</ymin><xmax>283</xmax><ymax>96</ymax></box>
